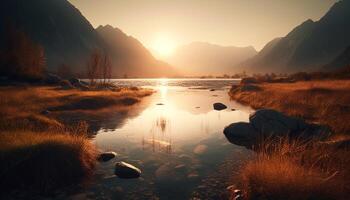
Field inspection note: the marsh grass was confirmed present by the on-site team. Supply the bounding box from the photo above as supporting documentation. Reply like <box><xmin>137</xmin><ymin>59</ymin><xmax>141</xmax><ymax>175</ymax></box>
<box><xmin>240</xmin><ymin>137</ymin><xmax>350</xmax><ymax>200</ymax></box>
<box><xmin>0</xmin><ymin>86</ymin><xmax>153</xmax><ymax>132</ymax></box>
<box><xmin>229</xmin><ymin>80</ymin><xmax>350</xmax><ymax>135</ymax></box>
<box><xmin>0</xmin><ymin>129</ymin><xmax>97</xmax><ymax>193</ymax></box>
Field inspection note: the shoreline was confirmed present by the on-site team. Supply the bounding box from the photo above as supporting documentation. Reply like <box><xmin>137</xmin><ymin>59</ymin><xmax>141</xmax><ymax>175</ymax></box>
<box><xmin>0</xmin><ymin>85</ymin><xmax>153</xmax><ymax>195</ymax></box>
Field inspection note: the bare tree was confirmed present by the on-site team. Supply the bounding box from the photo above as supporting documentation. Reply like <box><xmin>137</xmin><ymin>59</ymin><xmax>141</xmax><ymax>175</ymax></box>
<box><xmin>101</xmin><ymin>53</ymin><xmax>112</xmax><ymax>86</ymax></box>
<box><xmin>87</xmin><ymin>50</ymin><xmax>101</xmax><ymax>86</ymax></box>
<box><xmin>86</xmin><ymin>50</ymin><xmax>112</xmax><ymax>87</ymax></box>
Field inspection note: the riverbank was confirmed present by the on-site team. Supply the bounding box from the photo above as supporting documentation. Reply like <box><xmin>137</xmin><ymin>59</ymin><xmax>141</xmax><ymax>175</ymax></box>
<box><xmin>229</xmin><ymin>80</ymin><xmax>350</xmax><ymax>136</ymax></box>
<box><xmin>228</xmin><ymin>80</ymin><xmax>350</xmax><ymax>199</ymax></box>
<box><xmin>0</xmin><ymin>85</ymin><xmax>153</xmax><ymax>194</ymax></box>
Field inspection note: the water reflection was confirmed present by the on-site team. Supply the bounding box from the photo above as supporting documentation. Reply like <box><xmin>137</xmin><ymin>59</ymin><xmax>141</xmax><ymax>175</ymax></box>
<box><xmin>142</xmin><ymin>116</ymin><xmax>172</xmax><ymax>153</ymax></box>
<box><xmin>81</xmin><ymin>79</ymin><xmax>254</xmax><ymax>200</ymax></box>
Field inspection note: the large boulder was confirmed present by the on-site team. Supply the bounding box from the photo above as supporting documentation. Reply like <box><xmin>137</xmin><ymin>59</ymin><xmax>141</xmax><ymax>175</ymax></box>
<box><xmin>114</xmin><ymin>162</ymin><xmax>141</xmax><ymax>179</ymax></box>
<box><xmin>223</xmin><ymin>109</ymin><xmax>332</xmax><ymax>148</ymax></box>
<box><xmin>249</xmin><ymin>109</ymin><xmax>308</xmax><ymax>137</ymax></box>
<box><xmin>223</xmin><ymin>122</ymin><xmax>259</xmax><ymax>147</ymax></box>
<box><xmin>213</xmin><ymin>103</ymin><xmax>227</xmax><ymax>111</ymax></box>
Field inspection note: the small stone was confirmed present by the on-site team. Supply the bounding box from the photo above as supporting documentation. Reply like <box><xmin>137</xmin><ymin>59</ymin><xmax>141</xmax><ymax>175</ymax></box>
<box><xmin>40</xmin><ymin>110</ymin><xmax>50</xmax><ymax>115</ymax></box>
<box><xmin>234</xmin><ymin>189</ymin><xmax>242</xmax><ymax>195</ymax></box>
<box><xmin>235</xmin><ymin>195</ymin><xmax>243</xmax><ymax>200</ymax></box>
<box><xmin>213</xmin><ymin>103</ymin><xmax>227</xmax><ymax>111</ymax></box>
<box><xmin>226</xmin><ymin>185</ymin><xmax>236</xmax><ymax>191</ymax></box>
<box><xmin>114</xmin><ymin>162</ymin><xmax>141</xmax><ymax>179</ymax></box>
<box><xmin>97</xmin><ymin>151</ymin><xmax>117</xmax><ymax>162</ymax></box>
<box><xmin>156</xmin><ymin>103</ymin><xmax>164</xmax><ymax>106</ymax></box>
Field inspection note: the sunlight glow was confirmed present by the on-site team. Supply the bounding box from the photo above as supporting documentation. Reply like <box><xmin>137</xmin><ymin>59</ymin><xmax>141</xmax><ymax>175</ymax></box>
<box><xmin>152</xmin><ymin>36</ymin><xmax>176</xmax><ymax>57</ymax></box>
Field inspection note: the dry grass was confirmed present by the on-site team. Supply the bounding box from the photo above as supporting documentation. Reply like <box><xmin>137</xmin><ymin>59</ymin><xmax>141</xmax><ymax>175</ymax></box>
<box><xmin>0</xmin><ymin>129</ymin><xmax>97</xmax><ymax>193</ymax></box>
<box><xmin>240</xmin><ymin>138</ymin><xmax>350</xmax><ymax>200</ymax></box>
<box><xmin>0</xmin><ymin>85</ymin><xmax>152</xmax><ymax>194</ymax></box>
<box><xmin>229</xmin><ymin>80</ymin><xmax>350</xmax><ymax>135</ymax></box>
<box><xmin>0</xmin><ymin>86</ymin><xmax>153</xmax><ymax>132</ymax></box>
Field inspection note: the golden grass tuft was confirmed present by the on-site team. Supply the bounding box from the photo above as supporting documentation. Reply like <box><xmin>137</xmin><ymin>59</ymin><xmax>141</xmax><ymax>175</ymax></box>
<box><xmin>0</xmin><ymin>130</ymin><xmax>97</xmax><ymax>193</ymax></box>
<box><xmin>240</xmin><ymin>138</ymin><xmax>350</xmax><ymax>200</ymax></box>
<box><xmin>229</xmin><ymin>80</ymin><xmax>350</xmax><ymax>135</ymax></box>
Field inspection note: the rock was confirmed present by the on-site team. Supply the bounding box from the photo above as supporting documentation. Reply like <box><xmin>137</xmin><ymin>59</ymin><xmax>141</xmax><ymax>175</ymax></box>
<box><xmin>223</xmin><ymin>122</ymin><xmax>259</xmax><ymax>147</ymax></box>
<box><xmin>209</xmin><ymin>89</ymin><xmax>216</xmax><ymax>91</ymax></box>
<box><xmin>240</xmin><ymin>84</ymin><xmax>261</xmax><ymax>92</ymax></box>
<box><xmin>213</xmin><ymin>103</ymin><xmax>227</xmax><ymax>111</ymax></box>
<box><xmin>250</xmin><ymin>109</ymin><xmax>308</xmax><ymax>137</ymax></box>
<box><xmin>40</xmin><ymin>110</ymin><xmax>50</xmax><ymax>115</ymax></box>
<box><xmin>234</xmin><ymin>189</ymin><xmax>242</xmax><ymax>195</ymax></box>
<box><xmin>224</xmin><ymin>109</ymin><xmax>332</xmax><ymax>148</ymax></box>
<box><xmin>69</xmin><ymin>78</ymin><xmax>90</xmax><ymax>90</ymax></box>
<box><xmin>69</xmin><ymin>78</ymin><xmax>80</xmax><ymax>85</ymax></box>
<box><xmin>114</xmin><ymin>162</ymin><xmax>141</xmax><ymax>179</ymax></box>
<box><xmin>156</xmin><ymin>103</ymin><xmax>164</xmax><ymax>106</ymax></box>
<box><xmin>60</xmin><ymin>80</ymin><xmax>75</xmax><ymax>90</ymax></box>
<box><xmin>231</xmin><ymin>109</ymin><xmax>236</xmax><ymax>111</ymax></box>
<box><xmin>240</xmin><ymin>77</ymin><xmax>258</xmax><ymax>84</ymax></box>
<box><xmin>226</xmin><ymin>185</ymin><xmax>236</xmax><ymax>191</ymax></box>
<box><xmin>235</xmin><ymin>195</ymin><xmax>243</xmax><ymax>200</ymax></box>
<box><xmin>97</xmin><ymin>151</ymin><xmax>117</xmax><ymax>162</ymax></box>
<box><xmin>45</xmin><ymin>73</ymin><xmax>62</xmax><ymax>85</ymax></box>
<box><xmin>193</xmin><ymin>144</ymin><xmax>208</xmax><ymax>154</ymax></box>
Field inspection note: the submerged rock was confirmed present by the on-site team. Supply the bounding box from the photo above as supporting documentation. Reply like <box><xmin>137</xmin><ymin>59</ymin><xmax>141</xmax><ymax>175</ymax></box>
<box><xmin>98</xmin><ymin>151</ymin><xmax>117</xmax><ymax>162</ymax></box>
<box><xmin>213</xmin><ymin>103</ymin><xmax>227</xmax><ymax>111</ymax></box>
<box><xmin>114</xmin><ymin>162</ymin><xmax>141</xmax><ymax>179</ymax></box>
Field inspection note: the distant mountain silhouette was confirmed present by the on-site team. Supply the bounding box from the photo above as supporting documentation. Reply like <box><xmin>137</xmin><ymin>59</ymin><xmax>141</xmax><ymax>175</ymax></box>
<box><xmin>96</xmin><ymin>25</ymin><xmax>177</xmax><ymax>77</ymax></box>
<box><xmin>243</xmin><ymin>0</ymin><xmax>350</xmax><ymax>73</ymax></box>
<box><xmin>166</xmin><ymin>42</ymin><xmax>257</xmax><ymax>76</ymax></box>
<box><xmin>0</xmin><ymin>0</ymin><xmax>176</xmax><ymax>78</ymax></box>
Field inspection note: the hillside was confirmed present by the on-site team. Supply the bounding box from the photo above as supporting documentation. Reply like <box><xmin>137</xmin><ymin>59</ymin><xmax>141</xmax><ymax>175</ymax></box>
<box><xmin>96</xmin><ymin>25</ymin><xmax>177</xmax><ymax>78</ymax></box>
<box><xmin>0</xmin><ymin>0</ymin><xmax>176</xmax><ymax>78</ymax></box>
<box><xmin>243</xmin><ymin>0</ymin><xmax>350</xmax><ymax>73</ymax></box>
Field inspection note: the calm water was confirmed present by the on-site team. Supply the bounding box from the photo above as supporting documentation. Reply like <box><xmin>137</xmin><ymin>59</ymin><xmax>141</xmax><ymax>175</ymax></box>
<box><xmin>71</xmin><ymin>79</ymin><xmax>254</xmax><ymax>200</ymax></box>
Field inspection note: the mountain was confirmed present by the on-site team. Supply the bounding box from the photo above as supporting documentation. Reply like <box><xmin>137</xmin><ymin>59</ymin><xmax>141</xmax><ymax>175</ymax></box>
<box><xmin>0</xmin><ymin>0</ymin><xmax>176</xmax><ymax>78</ymax></box>
<box><xmin>96</xmin><ymin>25</ymin><xmax>177</xmax><ymax>77</ymax></box>
<box><xmin>0</xmin><ymin>0</ymin><xmax>102</xmax><ymax>73</ymax></box>
<box><xmin>166</xmin><ymin>42</ymin><xmax>257</xmax><ymax>76</ymax></box>
<box><xmin>244</xmin><ymin>0</ymin><xmax>350</xmax><ymax>73</ymax></box>
<box><xmin>325</xmin><ymin>46</ymin><xmax>350</xmax><ymax>70</ymax></box>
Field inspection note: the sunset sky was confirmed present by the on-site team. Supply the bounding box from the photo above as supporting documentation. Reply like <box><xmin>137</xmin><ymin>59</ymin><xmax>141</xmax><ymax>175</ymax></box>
<box><xmin>68</xmin><ymin>0</ymin><xmax>337</xmax><ymax>57</ymax></box>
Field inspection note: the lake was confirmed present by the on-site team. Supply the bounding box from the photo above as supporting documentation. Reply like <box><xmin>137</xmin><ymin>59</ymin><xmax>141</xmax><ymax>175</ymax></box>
<box><xmin>69</xmin><ymin>79</ymin><xmax>254</xmax><ymax>200</ymax></box>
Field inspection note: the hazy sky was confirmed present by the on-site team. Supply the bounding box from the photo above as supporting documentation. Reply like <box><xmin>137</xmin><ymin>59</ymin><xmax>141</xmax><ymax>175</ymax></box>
<box><xmin>69</xmin><ymin>0</ymin><xmax>337</xmax><ymax>55</ymax></box>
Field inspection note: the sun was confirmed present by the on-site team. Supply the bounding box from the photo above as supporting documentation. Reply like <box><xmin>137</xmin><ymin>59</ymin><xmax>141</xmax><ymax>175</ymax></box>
<box><xmin>153</xmin><ymin>36</ymin><xmax>176</xmax><ymax>58</ymax></box>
